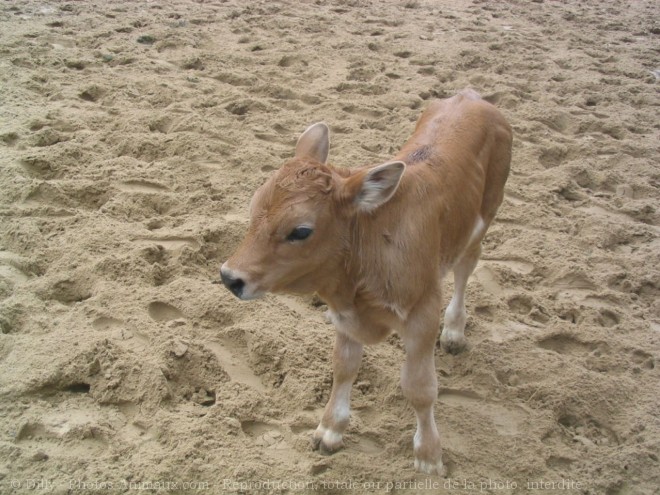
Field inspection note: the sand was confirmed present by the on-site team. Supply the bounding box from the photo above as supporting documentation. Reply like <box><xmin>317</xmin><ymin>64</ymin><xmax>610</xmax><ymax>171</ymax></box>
<box><xmin>0</xmin><ymin>0</ymin><xmax>658</xmax><ymax>493</ymax></box>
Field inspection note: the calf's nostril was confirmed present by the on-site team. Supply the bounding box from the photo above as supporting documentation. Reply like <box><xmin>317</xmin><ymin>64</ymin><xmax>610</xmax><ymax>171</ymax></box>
<box><xmin>220</xmin><ymin>270</ymin><xmax>245</xmax><ymax>298</ymax></box>
<box><xmin>229</xmin><ymin>278</ymin><xmax>245</xmax><ymax>296</ymax></box>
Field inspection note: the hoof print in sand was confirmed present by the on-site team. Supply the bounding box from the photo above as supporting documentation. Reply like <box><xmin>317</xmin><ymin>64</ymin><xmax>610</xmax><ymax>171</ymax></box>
<box><xmin>134</xmin><ymin>237</ymin><xmax>200</xmax><ymax>251</ymax></box>
<box><xmin>240</xmin><ymin>421</ymin><xmax>304</xmax><ymax>460</ymax></box>
<box><xmin>117</xmin><ymin>180</ymin><xmax>169</xmax><ymax>194</ymax></box>
<box><xmin>631</xmin><ymin>350</ymin><xmax>655</xmax><ymax>371</ymax></box>
<box><xmin>596</xmin><ymin>309</ymin><xmax>620</xmax><ymax>328</ymax></box>
<box><xmin>537</xmin><ymin>334</ymin><xmax>654</xmax><ymax>375</ymax></box>
<box><xmin>148</xmin><ymin>301</ymin><xmax>184</xmax><ymax>322</ymax></box>
<box><xmin>556</xmin><ymin>413</ymin><xmax>620</xmax><ymax>448</ymax></box>
<box><xmin>438</xmin><ymin>389</ymin><xmax>529</xmax><ymax>437</ymax></box>
<box><xmin>0</xmin><ymin>259</ymin><xmax>30</xmax><ymax>286</ymax></box>
<box><xmin>42</xmin><ymin>277</ymin><xmax>93</xmax><ymax>305</ymax></box>
<box><xmin>241</xmin><ymin>421</ymin><xmax>284</xmax><ymax>447</ymax></box>
<box><xmin>205</xmin><ymin>340</ymin><xmax>266</xmax><ymax>393</ymax></box>
<box><xmin>538</xmin><ymin>334</ymin><xmax>604</xmax><ymax>358</ymax></box>
<box><xmin>346</xmin><ymin>434</ymin><xmax>384</xmax><ymax>456</ymax></box>
<box><xmin>15</xmin><ymin>411</ymin><xmax>108</xmax><ymax>458</ymax></box>
<box><xmin>91</xmin><ymin>316</ymin><xmax>123</xmax><ymax>331</ymax></box>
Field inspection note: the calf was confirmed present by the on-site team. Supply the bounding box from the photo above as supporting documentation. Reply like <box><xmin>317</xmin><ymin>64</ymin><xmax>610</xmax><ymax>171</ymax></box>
<box><xmin>220</xmin><ymin>89</ymin><xmax>512</xmax><ymax>474</ymax></box>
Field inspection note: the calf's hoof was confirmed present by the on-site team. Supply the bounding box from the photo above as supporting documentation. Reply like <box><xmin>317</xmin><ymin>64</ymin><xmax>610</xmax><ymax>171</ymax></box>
<box><xmin>312</xmin><ymin>426</ymin><xmax>344</xmax><ymax>455</ymax></box>
<box><xmin>440</xmin><ymin>330</ymin><xmax>467</xmax><ymax>355</ymax></box>
<box><xmin>414</xmin><ymin>457</ymin><xmax>446</xmax><ymax>476</ymax></box>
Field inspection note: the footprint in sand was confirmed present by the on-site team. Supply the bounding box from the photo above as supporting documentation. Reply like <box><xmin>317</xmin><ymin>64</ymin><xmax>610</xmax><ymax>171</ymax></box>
<box><xmin>507</xmin><ymin>294</ymin><xmax>534</xmax><ymax>315</ymax></box>
<box><xmin>0</xmin><ymin>251</ymin><xmax>31</xmax><ymax>285</ymax></box>
<box><xmin>288</xmin><ymin>411</ymin><xmax>323</xmax><ymax>436</ymax></box>
<box><xmin>241</xmin><ymin>421</ymin><xmax>284</xmax><ymax>446</ymax></box>
<box><xmin>545</xmin><ymin>455</ymin><xmax>575</xmax><ymax>470</ymax></box>
<box><xmin>578</xmin><ymin>204</ymin><xmax>660</xmax><ymax>234</ymax></box>
<box><xmin>548</xmin><ymin>271</ymin><xmax>596</xmax><ymax>301</ymax></box>
<box><xmin>18</xmin><ymin>155</ymin><xmax>61</xmax><ymax>179</ymax></box>
<box><xmin>538</xmin><ymin>145</ymin><xmax>569</xmax><ymax>169</ymax></box>
<box><xmin>91</xmin><ymin>316</ymin><xmax>123</xmax><ymax>331</ymax></box>
<box><xmin>631</xmin><ymin>350</ymin><xmax>655</xmax><ymax>371</ymax></box>
<box><xmin>43</xmin><ymin>277</ymin><xmax>93</xmax><ymax>305</ymax></box>
<box><xmin>549</xmin><ymin>273</ymin><xmax>624</xmax><ymax>327</ymax></box>
<box><xmin>23</xmin><ymin>181</ymin><xmax>110</xmax><ymax>213</ymax></box>
<box><xmin>205</xmin><ymin>339</ymin><xmax>266</xmax><ymax>393</ymax></box>
<box><xmin>92</xmin><ymin>315</ymin><xmax>151</xmax><ymax>353</ymax></box>
<box><xmin>1</xmin><ymin>131</ymin><xmax>19</xmax><ymax>146</ymax></box>
<box><xmin>346</xmin><ymin>434</ymin><xmax>384</xmax><ymax>456</ymax></box>
<box><xmin>538</xmin><ymin>333</ymin><xmax>604</xmax><ymax>357</ymax></box>
<box><xmin>533</xmin><ymin>112</ymin><xmax>571</xmax><ymax>134</ymax></box>
<box><xmin>148</xmin><ymin>301</ymin><xmax>185</xmax><ymax>322</ymax></box>
<box><xmin>485</xmin><ymin>258</ymin><xmax>535</xmax><ymax>276</ymax></box>
<box><xmin>473</xmin><ymin>265</ymin><xmax>504</xmax><ymax>296</ymax></box>
<box><xmin>438</xmin><ymin>388</ymin><xmax>529</xmax><ymax>437</ymax></box>
<box><xmin>117</xmin><ymin>180</ymin><xmax>169</xmax><ymax>194</ymax></box>
<box><xmin>240</xmin><ymin>420</ymin><xmax>310</xmax><ymax>463</ymax></box>
<box><xmin>16</xmin><ymin>408</ymin><xmax>109</xmax><ymax>457</ymax></box>
<box><xmin>28</xmin><ymin>128</ymin><xmax>71</xmax><ymax>148</ymax></box>
<box><xmin>0</xmin><ymin>265</ymin><xmax>30</xmax><ymax>285</ymax></box>
<box><xmin>214</xmin><ymin>71</ymin><xmax>257</xmax><ymax>88</ymax></box>
<box><xmin>553</xmin><ymin>412</ymin><xmax>620</xmax><ymax>448</ymax></box>
<box><xmin>596</xmin><ymin>309</ymin><xmax>620</xmax><ymax>328</ymax></box>
<box><xmin>133</xmin><ymin>236</ymin><xmax>200</xmax><ymax>251</ymax></box>
<box><xmin>117</xmin><ymin>402</ymin><xmax>159</xmax><ymax>444</ymax></box>
<box><xmin>503</xmin><ymin>190</ymin><xmax>529</xmax><ymax>206</ymax></box>
<box><xmin>487</xmin><ymin>319</ymin><xmax>538</xmax><ymax>343</ymax></box>
<box><xmin>193</xmin><ymin>159</ymin><xmax>234</xmax><ymax>173</ymax></box>
<box><xmin>537</xmin><ymin>334</ymin><xmax>654</xmax><ymax>374</ymax></box>
<box><xmin>472</xmin><ymin>258</ymin><xmax>536</xmax><ymax>298</ymax></box>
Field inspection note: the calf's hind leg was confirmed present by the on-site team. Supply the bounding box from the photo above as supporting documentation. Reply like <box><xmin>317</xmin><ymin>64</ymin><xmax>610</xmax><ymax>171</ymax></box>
<box><xmin>441</xmin><ymin>241</ymin><xmax>481</xmax><ymax>354</ymax></box>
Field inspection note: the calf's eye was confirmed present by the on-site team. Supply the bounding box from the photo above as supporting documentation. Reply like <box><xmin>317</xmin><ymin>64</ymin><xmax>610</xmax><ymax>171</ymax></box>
<box><xmin>286</xmin><ymin>226</ymin><xmax>313</xmax><ymax>242</ymax></box>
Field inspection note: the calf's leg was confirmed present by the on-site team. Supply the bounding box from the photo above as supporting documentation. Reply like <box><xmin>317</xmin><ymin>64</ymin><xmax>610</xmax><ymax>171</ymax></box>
<box><xmin>401</xmin><ymin>294</ymin><xmax>445</xmax><ymax>475</ymax></box>
<box><xmin>313</xmin><ymin>331</ymin><xmax>363</xmax><ymax>454</ymax></box>
<box><xmin>441</xmin><ymin>242</ymin><xmax>481</xmax><ymax>354</ymax></box>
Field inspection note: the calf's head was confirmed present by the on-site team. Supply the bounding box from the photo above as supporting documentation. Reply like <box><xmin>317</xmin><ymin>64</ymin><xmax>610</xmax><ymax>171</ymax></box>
<box><xmin>220</xmin><ymin>123</ymin><xmax>405</xmax><ymax>300</ymax></box>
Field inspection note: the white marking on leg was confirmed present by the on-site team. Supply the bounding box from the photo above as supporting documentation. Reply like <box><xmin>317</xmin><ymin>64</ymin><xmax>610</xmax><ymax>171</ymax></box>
<box><xmin>314</xmin><ymin>424</ymin><xmax>326</xmax><ymax>438</ymax></box>
<box><xmin>442</xmin><ymin>237</ymin><xmax>481</xmax><ymax>352</ymax></box>
<box><xmin>332</xmin><ymin>382</ymin><xmax>352</xmax><ymax>426</ymax></box>
<box><xmin>412</xmin><ymin>408</ymin><xmax>444</xmax><ymax>475</ymax></box>
<box><xmin>315</xmin><ymin>332</ymin><xmax>362</xmax><ymax>452</ymax></box>
<box><xmin>444</xmin><ymin>293</ymin><xmax>466</xmax><ymax>332</ymax></box>
<box><xmin>322</xmin><ymin>429</ymin><xmax>343</xmax><ymax>447</ymax></box>
<box><xmin>468</xmin><ymin>215</ymin><xmax>485</xmax><ymax>246</ymax></box>
<box><xmin>442</xmin><ymin>288</ymin><xmax>467</xmax><ymax>350</ymax></box>
<box><xmin>414</xmin><ymin>459</ymin><xmax>445</xmax><ymax>475</ymax></box>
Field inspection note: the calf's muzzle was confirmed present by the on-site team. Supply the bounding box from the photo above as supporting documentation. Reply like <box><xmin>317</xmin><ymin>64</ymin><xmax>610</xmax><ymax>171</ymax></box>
<box><xmin>220</xmin><ymin>267</ymin><xmax>245</xmax><ymax>299</ymax></box>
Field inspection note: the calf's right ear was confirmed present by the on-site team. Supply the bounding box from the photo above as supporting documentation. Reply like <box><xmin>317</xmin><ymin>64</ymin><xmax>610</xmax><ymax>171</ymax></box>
<box><xmin>343</xmin><ymin>161</ymin><xmax>406</xmax><ymax>212</ymax></box>
<box><xmin>295</xmin><ymin>123</ymin><xmax>329</xmax><ymax>164</ymax></box>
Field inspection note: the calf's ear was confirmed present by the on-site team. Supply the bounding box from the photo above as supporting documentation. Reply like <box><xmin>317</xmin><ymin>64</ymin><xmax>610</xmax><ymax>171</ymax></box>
<box><xmin>295</xmin><ymin>123</ymin><xmax>330</xmax><ymax>164</ymax></box>
<box><xmin>344</xmin><ymin>161</ymin><xmax>406</xmax><ymax>212</ymax></box>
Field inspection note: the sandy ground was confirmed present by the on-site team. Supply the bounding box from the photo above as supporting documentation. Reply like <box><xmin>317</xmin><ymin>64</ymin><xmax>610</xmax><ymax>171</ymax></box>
<box><xmin>0</xmin><ymin>0</ymin><xmax>659</xmax><ymax>494</ymax></box>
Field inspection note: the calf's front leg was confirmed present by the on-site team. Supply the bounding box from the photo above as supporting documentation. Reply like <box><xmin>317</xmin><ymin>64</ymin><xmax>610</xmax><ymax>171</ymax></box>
<box><xmin>313</xmin><ymin>331</ymin><xmax>363</xmax><ymax>454</ymax></box>
<box><xmin>401</xmin><ymin>295</ymin><xmax>445</xmax><ymax>475</ymax></box>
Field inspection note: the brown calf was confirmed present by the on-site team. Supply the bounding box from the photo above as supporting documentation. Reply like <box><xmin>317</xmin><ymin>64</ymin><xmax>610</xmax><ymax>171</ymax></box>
<box><xmin>220</xmin><ymin>89</ymin><xmax>512</xmax><ymax>474</ymax></box>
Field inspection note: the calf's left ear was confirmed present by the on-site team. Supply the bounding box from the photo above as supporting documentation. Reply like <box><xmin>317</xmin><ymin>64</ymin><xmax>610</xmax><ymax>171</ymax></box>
<box><xmin>349</xmin><ymin>161</ymin><xmax>406</xmax><ymax>212</ymax></box>
<box><xmin>295</xmin><ymin>123</ymin><xmax>330</xmax><ymax>164</ymax></box>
